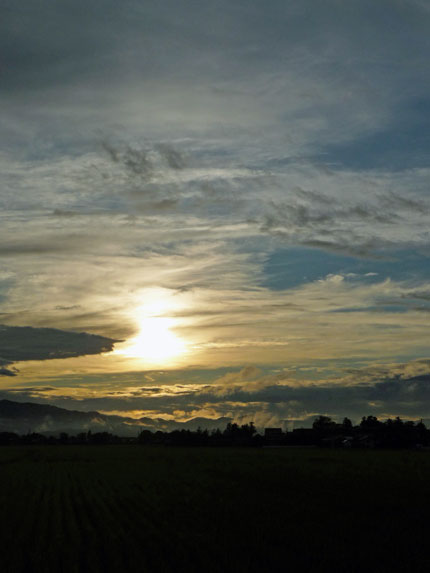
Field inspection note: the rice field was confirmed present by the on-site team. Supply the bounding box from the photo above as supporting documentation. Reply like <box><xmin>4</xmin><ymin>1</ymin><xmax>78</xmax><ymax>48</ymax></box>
<box><xmin>0</xmin><ymin>446</ymin><xmax>429</xmax><ymax>572</ymax></box>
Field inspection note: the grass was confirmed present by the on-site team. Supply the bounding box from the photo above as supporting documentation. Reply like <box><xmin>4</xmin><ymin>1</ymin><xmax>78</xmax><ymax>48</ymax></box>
<box><xmin>0</xmin><ymin>446</ymin><xmax>429</xmax><ymax>572</ymax></box>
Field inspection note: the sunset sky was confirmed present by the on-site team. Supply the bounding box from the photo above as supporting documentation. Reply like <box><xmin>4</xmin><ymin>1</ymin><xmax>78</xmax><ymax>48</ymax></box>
<box><xmin>1</xmin><ymin>0</ymin><xmax>430</xmax><ymax>427</ymax></box>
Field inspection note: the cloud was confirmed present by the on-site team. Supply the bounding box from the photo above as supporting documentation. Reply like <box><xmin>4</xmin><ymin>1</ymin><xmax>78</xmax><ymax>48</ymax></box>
<box><xmin>3</xmin><ymin>0</ymin><xmax>429</xmax><ymax>159</ymax></box>
<box><xmin>0</xmin><ymin>325</ymin><xmax>118</xmax><ymax>375</ymax></box>
<box><xmin>3</xmin><ymin>360</ymin><xmax>430</xmax><ymax>428</ymax></box>
<box><xmin>215</xmin><ymin>366</ymin><xmax>263</xmax><ymax>385</ymax></box>
<box><xmin>156</xmin><ymin>144</ymin><xmax>187</xmax><ymax>170</ymax></box>
<box><xmin>0</xmin><ymin>367</ymin><xmax>17</xmax><ymax>377</ymax></box>
<box><xmin>102</xmin><ymin>141</ymin><xmax>153</xmax><ymax>179</ymax></box>
<box><xmin>257</xmin><ymin>167</ymin><xmax>430</xmax><ymax>256</ymax></box>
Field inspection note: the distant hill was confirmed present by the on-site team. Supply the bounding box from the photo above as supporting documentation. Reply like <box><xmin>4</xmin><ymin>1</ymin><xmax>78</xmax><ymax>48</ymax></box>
<box><xmin>0</xmin><ymin>399</ymin><xmax>231</xmax><ymax>436</ymax></box>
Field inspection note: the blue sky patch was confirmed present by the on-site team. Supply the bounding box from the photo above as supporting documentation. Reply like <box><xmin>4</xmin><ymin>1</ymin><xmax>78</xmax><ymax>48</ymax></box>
<box><xmin>262</xmin><ymin>247</ymin><xmax>430</xmax><ymax>291</ymax></box>
<box><xmin>317</xmin><ymin>98</ymin><xmax>430</xmax><ymax>171</ymax></box>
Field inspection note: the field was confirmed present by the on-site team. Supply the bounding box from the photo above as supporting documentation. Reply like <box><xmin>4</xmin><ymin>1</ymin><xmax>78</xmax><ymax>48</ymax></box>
<box><xmin>1</xmin><ymin>446</ymin><xmax>430</xmax><ymax>572</ymax></box>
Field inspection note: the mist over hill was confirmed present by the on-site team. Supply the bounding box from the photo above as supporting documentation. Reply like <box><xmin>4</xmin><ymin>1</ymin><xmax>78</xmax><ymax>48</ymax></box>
<box><xmin>0</xmin><ymin>399</ymin><xmax>231</xmax><ymax>436</ymax></box>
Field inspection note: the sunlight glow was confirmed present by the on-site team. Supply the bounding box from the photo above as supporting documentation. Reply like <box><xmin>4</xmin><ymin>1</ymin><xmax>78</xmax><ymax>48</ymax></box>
<box><xmin>119</xmin><ymin>317</ymin><xmax>187</xmax><ymax>362</ymax></box>
<box><xmin>114</xmin><ymin>289</ymin><xmax>189</xmax><ymax>365</ymax></box>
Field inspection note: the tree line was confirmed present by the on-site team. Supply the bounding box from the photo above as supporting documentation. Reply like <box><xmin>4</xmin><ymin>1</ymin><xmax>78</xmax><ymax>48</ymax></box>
<box><xmin>0</xmin><ymin>416</ymin><xmax>429</xmax><ymax>448</ymax></box>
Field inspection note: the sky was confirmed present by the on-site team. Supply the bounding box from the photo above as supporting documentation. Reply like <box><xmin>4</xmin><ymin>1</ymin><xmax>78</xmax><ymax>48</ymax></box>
<box><xmin>1</xmin><ymin>0</ymin><xmax>430</xmax><ymax>428</ymax></box>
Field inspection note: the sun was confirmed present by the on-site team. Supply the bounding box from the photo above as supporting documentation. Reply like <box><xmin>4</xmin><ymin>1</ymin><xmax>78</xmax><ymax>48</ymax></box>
<box><xmin>114</xmin><ymin>290</ymin><xmax>189</xmax><ymax>365</ymax></box>
<box><xmin>119</xmin><ymin>316</ymin><xmax>187</xmax><ymax>362</ymax></box>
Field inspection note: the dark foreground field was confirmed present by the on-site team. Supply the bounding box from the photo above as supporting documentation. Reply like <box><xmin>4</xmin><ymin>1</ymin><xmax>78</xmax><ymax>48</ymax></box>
<box><xmin>1</xmin><ymin>446</ymin><xmax>429</xmax><ymax>572</ymax></box>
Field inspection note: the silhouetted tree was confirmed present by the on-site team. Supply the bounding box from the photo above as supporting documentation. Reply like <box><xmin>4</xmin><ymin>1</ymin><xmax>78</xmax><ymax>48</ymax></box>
<box><xmin>312</xmin><ymin>416</ymin><xmax>337</xmax><ymax>436</ymax></box>
<box><xmin>360</xmin><ymin>416</ymin><xmax>381</xmax><ymax>431</ymax></box>
<box><xmin>77</xmin><ymin>432</ymin><xmax>87</xmax><ymax>444</ymax></box>
<box><xmin>138</xmin><ymin>430</ymin><xmax>154</xmax><ymax>444</ymax></box>
<box><xmin>224</xmin><ymin>422</ymin><xmax>239</xmax><ymax>437</ymax></box>
<box><xmin>0</xmin><ymin>414</ymin><xmax>428</xmax><ymax>449</ymax></box>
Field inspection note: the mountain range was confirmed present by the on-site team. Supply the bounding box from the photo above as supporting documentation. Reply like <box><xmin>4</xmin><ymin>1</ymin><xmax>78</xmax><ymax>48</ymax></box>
<box><xmin>0</xmin><ymin>399</ymin><xmax>231</xmax><ymax>436</ymax></box>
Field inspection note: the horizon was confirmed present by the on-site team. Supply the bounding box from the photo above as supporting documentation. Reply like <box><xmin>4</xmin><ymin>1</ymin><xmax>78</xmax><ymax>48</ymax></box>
<box><xmin>1</xmin><ymin>396</ymin><xmax>429</xmax><ymax>439</ymax></box>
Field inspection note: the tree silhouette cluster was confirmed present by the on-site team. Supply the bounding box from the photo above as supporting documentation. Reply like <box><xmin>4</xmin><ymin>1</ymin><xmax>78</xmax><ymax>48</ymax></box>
<box><xmin>0</xmin><ymin>430</ymin><xmax>132</xmax><ymax>446</ymax></box>
<box><xmin>309</xmin><ymin>415</ymin><xmax>430</xmax><ymax>449</ymax></box>
<box><xmin>0</xmin><ymin>416</ymin><xmax>429</xmax><ymax>448</ymax></box>
<box><xmin>138</xmin><ymin>422</ymin><xmax>258</xmax><ymax>446</ymax></box>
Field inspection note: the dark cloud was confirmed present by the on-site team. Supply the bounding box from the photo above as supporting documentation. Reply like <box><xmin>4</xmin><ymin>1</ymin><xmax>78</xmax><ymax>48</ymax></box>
<box><xmin>7</xmin><ymin>386</ymin><xmax>57</xmax><ymax>392</ymax></box>
<box><xmin>379</xmin><ymin>191</ymin><xmax>427</xmax><ymax>213</ymax></box>
<box><xmin>0</xmin><ymin>235</ymin><xmax>105</xmax><ymax>257</ymax></box>
<box><xmin>156</xmin><ymin>144</ymin><xmax>187</xmax><ymax>170</ymax></box>
<box><xmin>212</xmin><ymin>375</ymin><xmax>430</xmax><ymax>421</ymax></box>
<box><xmin>253</xmin><ymin>172</ymin><xmax>430</xmax><ymax>257</ymax></box>
<box><xmin>103</xmin><ymin>142</ymin><xmax>153</xmax><ymax>178</ymax></box>
<box><xmin>261</xmin><ymin>200</ymin><xmax>398</xmax><ymax>239</ymax></box>
<box><xmin>102</xmin><ymin>141</ymin><xmax>186</xmax><ymax>180</ymax></box>
<box><xmin>406</xmin><ymin>290</ymin><xmax>430</xmax><ymax>302</ymax></box>
<box><xmin>301</xmin><ymin>238</ymin><xmax>396</xmax><ymax>258</ymax></box>
<box><xmin>6</xmin><ymin>369</ymin><xmax>429</xmax><ymax>426</ymax></box>
<box><xmin>0</xmin><ymin>325</ymin><xmax>118</xmax><ymax>375</ymax></box>
<box><xmin>147</xmin><ymin>199</ymin><xmax>180</xmax><ymax>211</ymax></box>
<box><xmin>51</xmin><ymin>209</ymin><xmax>82</xmax><ymax>218</ymax></box>
<box><xmin>0</xmin><ymin>367</ymin><xmax>17</xmax><ymax>377</ymax></box>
